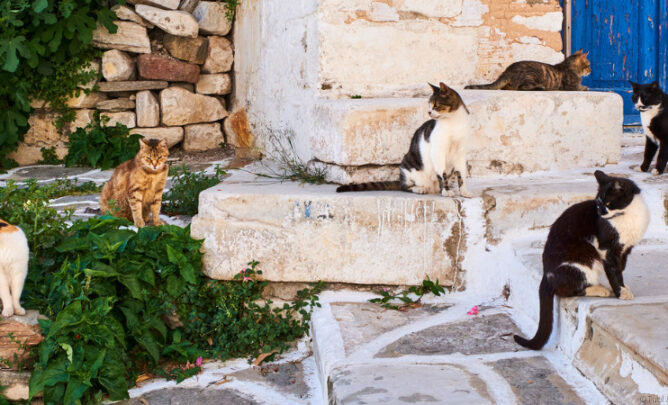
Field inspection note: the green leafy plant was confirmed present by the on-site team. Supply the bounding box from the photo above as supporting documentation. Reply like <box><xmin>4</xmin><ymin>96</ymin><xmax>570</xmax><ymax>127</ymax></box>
<box><xmin>255</xmin><ymin>130</ymin><xmax>328</xmax><ymax>185</ymax></box>
<box><xmin>0</xmin><ymin>0</ymin><xmax>121</xmax><ymax>169</ymax></box>
<box><xmin>38</xmin><ymin>146</ymin><xmax>63</xmax><ymax>165</ymax></box>
<box><xmin>64</xmin><ymin>114</ymin><xmax>142</xmax><ymax>170</ymax></box>
<box><xmin>369</xmin><ymin>277</ymin><xmax>446</xmax><ymax>311</ymax></box>
<box><xmin>225</xmin><ymin>0</ymin><xmax>238</xmax><ymax>21</ymax></box>
<box><xmin>163</xmin><ymin>164</ymin><xmax>227</xmax><ymax>216</ymax></box>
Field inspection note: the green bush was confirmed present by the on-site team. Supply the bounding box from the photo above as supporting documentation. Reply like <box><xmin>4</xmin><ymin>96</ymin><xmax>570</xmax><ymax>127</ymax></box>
<box><xmin>0</xmin><ymin>0</ymin><xmax>120</xmax><ymax>169</ymax></box>
<box><xmin>163</xmin><ymin>164</ymin><xmax>227</xmax><ymax>216</ymax></box>
<box><xmin>64</xmin><ymin>115</ymin><xmax>142</xmax><ymax>170</ymax></box>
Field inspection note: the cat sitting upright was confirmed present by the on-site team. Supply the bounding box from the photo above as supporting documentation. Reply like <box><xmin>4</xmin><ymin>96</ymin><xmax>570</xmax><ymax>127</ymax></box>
<box><xmin>630</xmin><ymin>81</ymin><xmax>668</xmax><ymax>175</ymax></box>
<box><xmin>0</xmin><ymin>219</ymin><xmax>28</xmax><ymax>317</ymax></box>
<box><xmin>514</xmin><ymin>171</ymin><xmax>649</xmax><ymax>350</ymax></box>
<box><xmin>100</xmin><ymin>138</ymin><xmax>169</xmax><ymax>228</ymax></box>
<box><xmin>465</xmin><ymin>50</ymin><xmax>591</xmax><ymax>91</ymax></box>
<box><xmin>337</xmin><ymin>82</ymin><xmax>471</xmax><ymax>197</ymax></box>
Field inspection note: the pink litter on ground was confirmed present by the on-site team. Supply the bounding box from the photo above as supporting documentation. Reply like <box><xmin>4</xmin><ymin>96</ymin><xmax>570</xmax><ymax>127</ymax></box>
<box><xmin>467</xmin><ymin>305</ymin><xmax>479</xmax><ymax>315</ymax></box>
<box><xmin>195</xmin><ymin>357</ymin><xmax>203</xmax><ymax>367</ymax></box>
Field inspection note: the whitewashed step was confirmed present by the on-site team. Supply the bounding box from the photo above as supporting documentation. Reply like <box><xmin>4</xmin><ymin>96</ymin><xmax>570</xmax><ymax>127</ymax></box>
<box><xmin>313</xmin><ymin>91</ymin><xmax>622</xmax><ymax>183</ymax></box>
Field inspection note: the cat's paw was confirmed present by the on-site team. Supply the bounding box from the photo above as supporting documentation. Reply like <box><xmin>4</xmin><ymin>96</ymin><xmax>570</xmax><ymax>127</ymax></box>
<box><xmin>633</xmin><ymin>165</ymin><xmax>643</xmax><ymax>172</ymax></box>
<box><xmin>441</xmin><ymin>189</ymin><xmax>455</xmax><ymax>197</ymax></box>
<box><xmin>652</xmin><ymin>168</ymin><xmax>662</xmax><ymax>175</ymax></box>
<box><xmin>13</xmin><ymin>306</ymin><xmax>25</xmax><ymax>316</ymax></box>
<box><xmin>458</xmin><ymin>188</ymin><xmax>473</xmax><ymax>198</ymax></box>
<box><xmin>411</xmin><ymin>187</ymin><xmax>428</xmax><ymax>194</ymax></box>
<box><xmin>153</xmin><ymin>218</ymin><xmax>165</xmax><ymax>226</ymax></box>
<box><xmin>134</xmin><ymin>219</ymin><xmax>146</xmax><ymax>228</ymax></box>
<box><xmin>1</xmin><ymin>307</ymin><xmax>13</xmax><ymax>317</ymax></box>
<box><xmin>619</xmin><ymin>286</ymin><xmax>634</xmax><ymax>300</ymax></box>
<box><xmin>585</xmin><ymin>285</ymin><xmax>613</xmax><ymax>297</ymax></box>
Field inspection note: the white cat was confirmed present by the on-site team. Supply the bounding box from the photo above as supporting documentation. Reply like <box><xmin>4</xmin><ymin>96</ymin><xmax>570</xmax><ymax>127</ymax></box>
<box><xmin>0</xmin><ymin>220</ymin><xmax>28</xmax><ymax>317</ymax></box>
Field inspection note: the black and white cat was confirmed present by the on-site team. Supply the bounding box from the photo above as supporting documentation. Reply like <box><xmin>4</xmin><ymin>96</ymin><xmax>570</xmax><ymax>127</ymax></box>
<box><xmin>630</xmin><ymin>81</ymin><xmax>668</xmax><ymax>174</ymax></box>
<box><xmin>514</xmin><ymin>171</ymin><xmax>649</xmax><ymax>350</ymax></box>
<box><xmin>337</xmin><ymin>82</ymin><xmax>471</xmax><ymax>197</ymax></box>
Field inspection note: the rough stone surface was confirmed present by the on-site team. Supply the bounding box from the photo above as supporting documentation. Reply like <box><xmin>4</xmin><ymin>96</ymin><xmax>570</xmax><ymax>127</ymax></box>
<box><xmin>223</xmin><ymin>109</ymin><xmax>253</xmax><ymax>148</ymax></box>
<box><xmin>229</xmin><ymin>362</ymin><xmax>310</xmax><ymax>399</ymax></box>
<box><xmin>376</xmin><ymin>313</ymin><xmax>525</xmax><ymax>357</ymax></box>
<box><xmin>101</xmin><ymin>111</ymin><xmax>136</xmax><ymax>128</ymax></box>
<box><xmin>191</xmin><ymin>171</ymin><xmax>465</xmax><ymax>285</ymax></box>
<box><xmin>117</xmin><ymin>387</ymin><xmax>259</xmax><ymax>405</ymax></box>
<box><xmin>575</xmin><ymin>302</ymin><xmax>668</xmax><ymax>405</ymax></box>
<box><xmin>102</xmin><ymin>49</ymin><xmax>136</xmax><ymax>81</ymax></box>
<box><xmin>0</xmin><ymin>310</ymin><xmax>44</xmax><ymax>370</ymax></box>
<box><xmin>330</xmin><ymin>302</ymin><xmax>451</xmax><ymax>355</ymax></box>
<box><xmin>164</xmin><ymin>34</ymin><xmax>208</xmax><ymax>64</ymax></box>
<box><xmin>489</xmin><ymin>357</ymin><xmax>586</xmax><ymax>405</ymax></box>
<box><xmin>179</xmin><ymin>0</ymin><xmax>200</xmax><ymax>13</ymax></box>
<box><xmin>196</xmin><ymin>73</ymin><xmax>231</xmax><ymax>95</ymax></box>
<box><xmin>311</xmin><ymin>92</ymin><xmax>623</xmax><ymax>175</ymax></box>
<box><xmin>137</xmin><ymin>53</ymin><xmax>200</xmax><ymax>83</ymax></box>
<box><xmin>202</xmin><ymin>36</ymin><xmax>233</xmax><ymax>73</ymax></box>
<box><xmin>183</xmin><ymin>123</ymin><xmax>224</xmax><ymax>151</ymax></box>
<box><xmin>193</xmin><ymin>2</ymin><xmax>233</xmax><ymax>36</ymax></box>
<box><xmin>130</xmin><ymin>127</ymin><xmax>184</xmax><ymax>147</ymax></box>
<box><xmin>98</xmin><ymin>80</ymin><xmax>168</xmax><ymax>92</ymax></box>
<box><xmin>328</xmin><ymin>363</ymin><xmax>493</xmax><ymax>404</ymax></box>
<box><xmin>92</xmin><ymin>21</ymin><xmax>151</xmax><ymax>54</ymax></box>
<box><xmin>134</xmin><ymin>0</ymin><xmax>180</xmax><ymax>10</ymax></box>
<box><xmin>96</xmin><ymin>98</ymin><xmax>136</xmax><ymax>111</ymax></box>
<box><xmin>0</xmin><ymin>371</ymin><xmax>30</xmax><ymax>401</ymax></box>
<box><xmin>135</xmin><ymin>5</ymin><xmax>199</xmax><ymax>38</ymax></box>
<box><xmin>112</xmin><ymin>5</ymin><xmax>154</xmax><ymax>28</ymax></box>
<box><xmin>160</xmin><ymin>87</ymin><xmax>227</xmax><ymax>126</ymax></box>
<box><xmin>65</xmin><ymin>91</ymin><xmax>107</xmax><ymax>108</ymax></box>
<box><xmin>136</xmin><ymin>90</ymin><xmax>160</xmax><ymax>127</ymax></box>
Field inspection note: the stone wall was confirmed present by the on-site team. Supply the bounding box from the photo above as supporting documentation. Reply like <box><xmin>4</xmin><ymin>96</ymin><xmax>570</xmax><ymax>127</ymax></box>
<box><xmin>11</xmin><ymin>1</ymin><xmax>235</xmax><ymax>166</ymax></box>
<box><xmin>232</xmin><ymin>0</ymin><xmax>565</xmax><ymax>169</ymax></box>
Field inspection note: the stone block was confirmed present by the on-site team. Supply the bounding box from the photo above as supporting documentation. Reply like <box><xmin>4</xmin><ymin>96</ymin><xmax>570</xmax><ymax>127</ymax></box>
<box><xmin>137</xmin><ymin>53</ymin><xmax>200</xmax><ymax>83</ymax></box>
<box><xmin>183</xmin><ymin>123</ymin><xmax>224</xmax><ymax>151</ymax></box>
<box><xmin>190</xmin><ymin>173</ymin><xmax>465</xmax><ymax>285</ymax></box>
<box><xmin>65</xmin><ymin>91</ymin><xmax>107</xmax><ymax>108</ymax></box>
<box><xmin>136</xmin><ymin>90</ymin><xmax>160</xmax><ymax>127</ymax></box>
<box><xmin>135</xmin><ymin>5</ymin><xmax>199</xmax><ymax>38</ymax></box>
<box><xmin>223</xmin><ymin>109</ymin><xmax>253</xmax><ymax>148</ymax></box>
<box><xmin>178</xmin><ymin>0</ymin><xmax>199</xmax><ymax>13</ymax></box>
<box><xmin>160</xmin><ymin>87</ymin><xmax>227</xmax><ymax>125</ymax></box>
<box><xmin>193</xmin><ymin>2</ymin><xmax>233</xmax><ymax>36</ymax></box>
<box><xmin>96</xmin><ymin>98</ymin><xmax>136</xmax><ymax>111</ymax></box>
<box><xmin>130</xmin><ymin>127</ymin><xmax>184</xmax><ymax>147</ymax></box>
<box><xmin>0</xmin><ymin>371</ymin><xmax>30</xmax><ymax>401</ymax></box>
<box><xmin>311</xmin><ymin>91</ymin><xmax>622</xmax><ymax>178</ymax></box>
<box><xmin>575</xmin><ymin>302</ymin><xmax>668</xmax><ymax>405</ymax></box>
<box><xmin>101</xmin><ymin>49</ymin><xmax>136</xmax><ymax>81</ymax></box>
<box><xmin>0</xmin><ymin>310</ymin><xmax>44</xmax><ymax>370</ymax></box>
<box><xmin>101</xmin><ymin>111</ymin><xmax>136</xmax><ymax>128</ymax></box>
<box><xmin>133</xmin><ymin>0</ymin><xmax>180</xmax><ymax>10</ymax></box>
<box><xmin>195</xmin><ymin>73</ymin><xmax>231</xmax><ymax>95</ymax></box>
<box><xmin>112</xmin><ymin>5</ymin><xmax>154</xmax><ymax>28</ymax></box>
<box><xmin>202</xmin><ymin>36</ymin><xmax>233</xmax><ymax>73</ymax></box>
<box><xmin>163</xmin><ymin>34</ymin><xmax>208</xmax><ymax>64</ymax></box>
<box><xmin>92</xmin><ymin>21</ymin><xmax>151</xmax><ymax>54</ymax></box>
<box><xmin>98</xmin><ymin>80</ymin><xmax>168</xmax><ymax>92</ymax></box>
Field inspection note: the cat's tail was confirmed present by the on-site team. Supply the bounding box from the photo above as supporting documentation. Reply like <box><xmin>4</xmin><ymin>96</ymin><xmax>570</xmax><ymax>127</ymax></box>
<box><xmin>513</xmin><ymin>277</ymin><xmax>554</xmax><ymax>350</ymax></box>
<box><xmin>336</xmin><ymin>181</ymin><xmax>401</xmax><ymax>192</ymax></box>
<box><xmin>465</xmin><ymin>77</ymin><xmax>510</xmax><ymax>90</ymax></box>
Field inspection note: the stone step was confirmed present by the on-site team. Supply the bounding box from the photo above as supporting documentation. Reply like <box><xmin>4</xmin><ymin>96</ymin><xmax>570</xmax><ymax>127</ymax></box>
<box><xmin>511</xmin><ymin>242</ymin><xmax>668</xmax><ymax>404</ymax></box>
<box><xmin>313</xmin><ymin>91</ymin><xmax>622</xmax><ymax>183</ymax></box>
<box><xmin>311</xmin><ymin>295</ymin><xmax>608</xmax><ymax>404</ymax></box>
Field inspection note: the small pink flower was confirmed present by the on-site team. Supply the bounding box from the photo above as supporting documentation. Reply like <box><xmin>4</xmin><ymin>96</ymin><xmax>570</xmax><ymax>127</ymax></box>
<box><xmin>467</xmin><ymin>305</ymin><xmax>479</xmax><ymax>316</ymax></box>
<box><xmin>195</xmin><ymin>357</ymin><xmax>203</xmax><ymax>367</ymax></box>
<box><xmin>382</xmin><ymin>287</ymin><xmax>390</xmax><ymax>292</ymax></box>
<box><xmin>243</xmin><ymin>277</ymin><xmax>253</xmax><ymax>282</ymax></box>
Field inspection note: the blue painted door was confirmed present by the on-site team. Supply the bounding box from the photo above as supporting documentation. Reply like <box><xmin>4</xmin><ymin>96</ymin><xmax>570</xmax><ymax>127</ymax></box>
<box><xmin>571</xmin><ymin>0</ymin><xmax>668</xmax><ymax>125</ymax></box>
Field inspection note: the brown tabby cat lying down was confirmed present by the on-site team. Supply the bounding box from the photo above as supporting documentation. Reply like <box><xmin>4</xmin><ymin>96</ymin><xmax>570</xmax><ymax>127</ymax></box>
<box><xmin>465</xmin><ymin>50</ymin><xmax>591</xmax><ymax>91</ymax></box>
<box><xmin>100</xmin><ymin>138</ymin><xmax>169</xmax><ymax>227</ymax></box>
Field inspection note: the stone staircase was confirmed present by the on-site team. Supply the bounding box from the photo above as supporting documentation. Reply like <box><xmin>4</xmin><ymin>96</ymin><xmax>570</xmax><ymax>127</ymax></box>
<box><xmin>190</xmin><ymin>130</ymin><xmax>668</xmax><ymax>404</ymax></box>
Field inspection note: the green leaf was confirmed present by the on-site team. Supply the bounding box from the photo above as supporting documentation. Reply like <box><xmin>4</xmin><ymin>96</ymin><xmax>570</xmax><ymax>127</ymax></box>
<box><xmin>48</xmin><ymin>301</ymin><xmax>83</xmax><ymax>338</ymax></box>
<box><xmin>59</xmin><ymin>343</ymin><xmax>73</xmax><ymax>363</ymax></box>
<box><xmin>32</xmin><ymin>0</ymin><xmax>48</xmax><ymax>13</ymax></box>
<box><xmin>179</xmin><ymin>263</ymin><xmax>197</xmax><ymax>285</ymax></box>
<box><xmin>119</xmin><ymin>275</ymin><xmax>142</xmax><ymax>300</ymax></box>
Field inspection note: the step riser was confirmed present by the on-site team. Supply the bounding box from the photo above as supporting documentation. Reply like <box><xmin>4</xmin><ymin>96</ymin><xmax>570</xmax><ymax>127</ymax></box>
<box><xmin>191</xmin><ymin>183</ymin><xmax>466</xmax><ymax>286</ymax></box>
<box><xmin>314</xmin><ymin>91</ymin><xmax>622</xmax><ymax>183</ymax></box>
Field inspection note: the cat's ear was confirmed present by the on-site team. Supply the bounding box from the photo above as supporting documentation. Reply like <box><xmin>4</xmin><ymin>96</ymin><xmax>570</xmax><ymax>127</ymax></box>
<box><xmin>429</xmin><ymin>83</ymin><xmax>440</xmax><ymax>93</ymax></box>
<box><xmin>594</xmin><ymin>170</ymin><xmax>610</xmax><ymax>185</ymax></box>
<box><xmin>574</xmin><ymin>49</ymin><xmax>583</xmax><ymax>55</ymax></box>
<box><xmin>139</xmin><ymin>138</ymin><xmax>149</xmax><ymax>148</ymax></box>
<box><xmin>650</xmin><ymin>81</ymin><xmax>659</xmax><ymax>89</ymax></box>
<box><xmin>160</xmin><ymin>139</ymin><xmax>169</xmax><ymax>149</ymax></box>
<box><xmin>581</xmin><ymin>51</ymin><xmax>589</xmax><ymax>58</ymax></box>
<box><xmin>438</xmin><ymin>82</ymin><xmax>451</xmax><ymax>93</ymax></box>
<box><xmin>629</xmin><ymin>81</ymin><xmax>638</xmax><ymax>91</ymax></box>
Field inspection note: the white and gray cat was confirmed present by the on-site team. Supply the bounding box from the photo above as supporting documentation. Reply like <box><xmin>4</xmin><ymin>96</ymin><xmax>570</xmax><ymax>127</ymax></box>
<box><xmin>337</xmin><ymin>82</ymin><xmax>471</xmax><ymax>197</ymax></box>
<box><xmin>0</xmin><ymin>219</ymin><xmax>28</xmax><ymax>317</ymax></box>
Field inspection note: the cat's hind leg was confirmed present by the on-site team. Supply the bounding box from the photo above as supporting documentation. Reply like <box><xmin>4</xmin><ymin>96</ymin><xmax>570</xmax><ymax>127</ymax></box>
<box><xmin>9</xmin><ymin>264</ymin><xmax>26</xmax><ymax>316</ymax></box>
<box><xmin>639</xmin><ymin>137</ymin><xmax>658</xmax><ymax>172</ymax></box>
<box><xmin>0</xmin><ymin>271</ymin><xmax>14</xmax><ymax>317</ymax></box>
<box><xmin>652</xmin><ymin>140</ymin><xmax>667</xmax><ymax>175</ymax></box>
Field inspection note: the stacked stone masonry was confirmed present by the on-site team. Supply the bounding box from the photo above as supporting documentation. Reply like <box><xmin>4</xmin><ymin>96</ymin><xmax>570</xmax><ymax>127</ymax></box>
<box><xmin>12</xmin><ymin>0</ymin><xmax>236</xmax><ymax>165</ymax></box>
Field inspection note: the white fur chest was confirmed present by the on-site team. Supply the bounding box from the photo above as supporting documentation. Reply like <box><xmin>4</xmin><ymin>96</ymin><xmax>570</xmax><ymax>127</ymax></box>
<box><xmin>0</xmin><ymin>226</ymin><xmax>29</xmax><ymax>269</ymax></box>
<box><xmin>638</xmin><ymin>103</ymin><xmax>661</xmax><ymax>144</ymax></box>
<box><xmin>430</xmin><ymin>107</ymin><xmax>470</xmax><ymax>146</ymax></box>
<box><xmin>606</xmin><ymin>194</ymin><xmax>650</xmax><ymax>248</ymax></box>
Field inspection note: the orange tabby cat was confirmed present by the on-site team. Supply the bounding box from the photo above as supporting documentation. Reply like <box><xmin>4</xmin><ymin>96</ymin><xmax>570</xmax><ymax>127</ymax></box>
<box><xmin>100</xmin><ymin>138</ymin><xmax>169</xmax><ymax>227</ymax></box>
